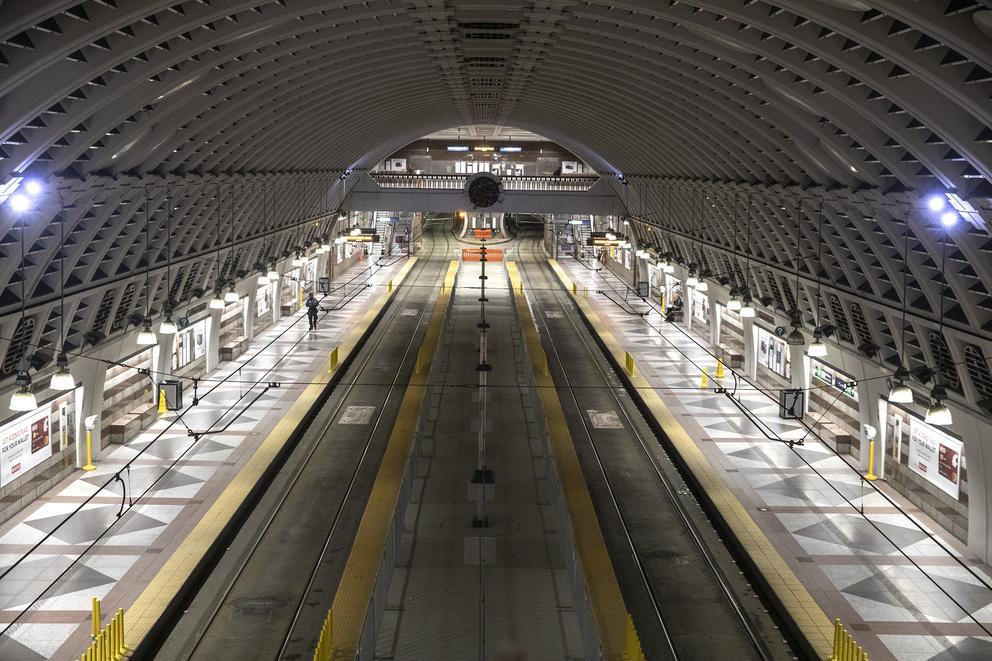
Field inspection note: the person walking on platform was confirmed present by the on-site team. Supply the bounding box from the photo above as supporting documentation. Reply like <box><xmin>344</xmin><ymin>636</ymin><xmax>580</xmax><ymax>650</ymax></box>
<box><xmin>305</xmin><ymin>293</ymin><xmax>322</xmax><ymax>330</ymax></box>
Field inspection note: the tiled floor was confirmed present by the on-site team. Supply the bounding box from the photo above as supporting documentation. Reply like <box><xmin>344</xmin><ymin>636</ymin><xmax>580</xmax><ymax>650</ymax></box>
<box><xmin>0</xmin><ymin>256</ymin><xmax>407</xmax><ymax>661</ymax></box>
<box><xmin>556</xmin><ymin>258</ymin><xmax>992</xmax><ymax>661</ymax></box>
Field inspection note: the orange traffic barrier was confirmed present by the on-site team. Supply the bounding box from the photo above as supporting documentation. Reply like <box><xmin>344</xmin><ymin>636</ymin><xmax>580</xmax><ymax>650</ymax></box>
<box><xmin>461</xmin><ymin>249</ymin><xmax>503</xmax><ymax>262</ymax></box>
<box><xmin>473</xmin><ymin>228</ymin><xmax>493</xmax><ymax>239</ymax></box>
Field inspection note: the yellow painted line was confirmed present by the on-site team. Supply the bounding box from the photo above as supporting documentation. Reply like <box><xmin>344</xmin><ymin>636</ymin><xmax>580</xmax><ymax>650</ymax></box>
<box><xmin>124</xmin><ymin>258</ymin><xmax>419</xmax><ymax>652</ymax></box>
<box><xmin>329</xmin><ymin>260</ymin><xmax>459</xmax><ymax>659</ymax></box>
<box><xmin>507</xmin><ymin>261</ymin><xmax>627</xmax><ymax>661</ymax></box>
<box><xmin>546</xmin><ymin>259</ymin><xmax>834</xmax><ymax>659</ymax></box>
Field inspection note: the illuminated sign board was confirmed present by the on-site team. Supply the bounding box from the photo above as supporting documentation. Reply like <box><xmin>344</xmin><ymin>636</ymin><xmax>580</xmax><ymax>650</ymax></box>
<box><xmin>587</xmin><ymin>232</ymin><xmax>624</xmax><ymax>247</ymax></box>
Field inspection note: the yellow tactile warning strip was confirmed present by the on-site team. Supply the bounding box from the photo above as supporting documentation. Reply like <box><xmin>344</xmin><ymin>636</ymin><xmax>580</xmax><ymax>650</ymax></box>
<box><xmin>507</xmin><ymin>261</ymin><xmax>627</xmax><ymax>661</ymax></box>
<box><xmin>545</xmin><ymin>259</ymin><xmax>835</xmax><ymax>660</ymax></box>
<box><xmin>328</xmin><ymin>260</ymin><xmax>459</xmax><ymax>660</ymax></box>
<box><xmin>124</xmin><ymin>258</ymin><xmax>419</xmax><ymax>652</ymax></box>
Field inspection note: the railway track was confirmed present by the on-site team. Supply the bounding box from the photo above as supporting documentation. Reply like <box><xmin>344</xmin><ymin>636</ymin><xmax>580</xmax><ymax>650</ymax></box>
<box><xmin>511</xmin><ymin>234</ymin><xmax>793</xmax><ymax>661</ymax></box>
<box><xmin>149</xmin><ymin>228</ymin><xmax>455</xmax><ymax>660</ymax></box>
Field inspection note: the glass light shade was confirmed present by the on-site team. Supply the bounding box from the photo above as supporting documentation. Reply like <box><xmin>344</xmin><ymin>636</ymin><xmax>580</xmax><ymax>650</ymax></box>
<box><xmin>321</xmin><ymin>243</ymin><xmax>331</xmax><ymax>251</ymax></box>
<box><xmin>685</xmin><ymin>275</ymin><xmax>699</xmax><ymax>288</ymax></box>
<box><xmin>267</xmin><ymin>270</ymin><xmax>280</xmax><ymax>281</ymax></box>
<box><xmin>291</xmin><ymin>256</ymin><xmax>303</xmax><ymax>267</ymax></box>
<box><xmin>740</xmin><ymin>302</ymin><xmax>756</xmax><ymax>318</ymax></box>
<box><xmin>10</xmin><ymin>389</ymin><xmax>37</xmax><ymax>411</ymax></box>
<box><xmin>807</xmin><ymin>338</ymin><xmax>828</xmax><ymax>357</ymax></box>
<box><xmin>787</xmin><ymin>328</ymin><xmax>805</xmax><ymax>346</ymax></box>
<box><xmin>257</xmin><ymin>274</ymin><xmax>270</xmax><ymax>285</ymax></box>
<box><xmin>727</xmin><ymin>298</ymin><xmax>742</xmax><ymax>312</ymax></box>
<box><xmin>925</xmin><ymin>401</ymin><xmax>952</xmax><ymax>425</ymax></box>
<box><xmin>888</xmin><ymin>382</ymin><xmax>913</xmax><ymax>404</ymax></box>
<box><xmin>50</xmin><ymin>370</ymin><xmax>75</xmax><ymax>391</ymax></box>
<box><xmin>209</xmin><ymin>296</ymin><xmax>225</xmax><ymax>310</ymax></box>
<box><xmin>224</xmin><ymin>290</ymin><xmax>239</xmax><ymax>303</ymax></box>
<box><xmin>696</xmin><ymin>280</ymin><xmax>708</xmax><ymax>292</ymax></box>
<box><xmin>137</xmin><ymin>328</ymin><xmax>157</xmax><ymax>345</ymax></box>
<box><xmin>159</xmin><ymin>318</ymin><xmax>178</xmax><ymax>334</ymax></box>
<box><xmin>663</xmin><ymin>263</ymin><xmax>675</xmax><ymax>274</ymax></box>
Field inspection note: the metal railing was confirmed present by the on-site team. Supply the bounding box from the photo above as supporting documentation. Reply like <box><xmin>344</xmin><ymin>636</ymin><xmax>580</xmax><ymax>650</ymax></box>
<box><xmin>370</xmin><ymin>173</ymin><xmax>599</xmax><ymax>192</ymax></box>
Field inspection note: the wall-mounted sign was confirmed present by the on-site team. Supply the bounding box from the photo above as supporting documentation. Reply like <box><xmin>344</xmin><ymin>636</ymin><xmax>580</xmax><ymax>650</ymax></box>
<box><xmin>561</xmin><ymin>161</ymin><xmax>578</xmax><ymax>174</ymax></box>
<box><xmin>757</xmin><ymin>325</ymin><xmax>791</xmax><ymax>378</ymax></box>
<box><xmin>811</xmin><ymin>359</ymin><xmax>858</xmax><ymax>402</ymax></box>
<box><xmin>0</xmin><ymin>406</ymin><xmax>52</xmax><ymax>487</ymax></box>
<box><xmin>692</xmin><ymin>290</ymin><xmax>709</xmax><ymax>324</ymax></box>
<box><xmin>587</xmin><ymin>232</ymin><xmax>624</xmax><ymax>247</ymax></box>
<box><xmin>389</xmin><ymin>158</ymin><xmax>407</xmax><ymax>170</ymax></box>
<box><xmin>908</xmin><ymin>417</ymin><xmax>962</xmax><ymax>499</ymax></box>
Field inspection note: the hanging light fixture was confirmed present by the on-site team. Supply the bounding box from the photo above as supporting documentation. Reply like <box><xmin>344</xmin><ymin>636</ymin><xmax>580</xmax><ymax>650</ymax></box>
<box><xmin>740</xmin><ymin>295</ymin><xmax>756</xmax><ymax>318</ymax></box>
<box><xmin>808</xmin><ymin>198</ymin><xmax>827</xmax><ymax>359</ymax></box>
<box><xmin>696</xmin><ymin>270</ymin><xmax>709</xmax><ymax>292</ymax></box>
<box><xmin>137</xmin><ymin>318</ymin><xmax>157</xmax><ymax>345</ymax></box>
<box><xmin>224</xmin><ymin>285</ymin><xmax>239</xmax><ymax>303</ymax></box>
<box><xmin>9</xmin><ymin>190</ymin><xmax>38</xmax><ymax>409</ymax></box>
<box><xmin>320</xmin><ymin>238</ymin><xmax>331</xmax><ymax>252</ymax></box>
<box><xmin>257</xmin><ymin>271</ymin><xmax>270</xmax><ymax>285</ymax></box>
<box><xmin>727</xmin><ymin>288</ymin><xmax>742</xmax><ymax>311</ymax></box>
<box><xmin>889</xmin><ymin>203</ymin><xmax>914</xmax><ymax>404</ymax></box>
<box><xmin>889</xmin><ymin>366</ymin><xmax>913</xmax><ymax>403</ymax></box>
<box><xmin>291</xmin><ymin>252</ymin><xmax>304</xmax><ymax>267</ymax></box>
<box><xmin>267</xmin><ymin>265</ymin><xmax>280</xmax><ymax>281</ymax></box>
<box><xmin>685</xmin><ymin>266</ymin><xmax>699</xmax><ymax>288</ymax></box>
<box><xmin>159</xmin><ymin>314</ymin><xmax>178</xmax><ymax>335</ymax></box>
<box><xmin>51</xmin><ymin>190</ymin><xmax>76</xmax><ymax>390</ymax></box>
<box><xmin>739</xmin><ymin>194</ymin><xmax>756</xmax><ymax>319</ymax></box>
<box><xmin>925</xmin><ymin>384</ymin><xmax>952</xmax><ymax>425</ymax></box>
<box><xmin>10</xmin><ymin>369</ymin><xmax>37</xmax><ymax>411</ymax></box>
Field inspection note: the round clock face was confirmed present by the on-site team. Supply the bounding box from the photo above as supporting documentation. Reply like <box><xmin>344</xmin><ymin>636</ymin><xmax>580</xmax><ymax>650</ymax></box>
<box><xmin>467</xmin><ymin>174</ymin><xmax>502</xmax><ymax>208</ymax></box>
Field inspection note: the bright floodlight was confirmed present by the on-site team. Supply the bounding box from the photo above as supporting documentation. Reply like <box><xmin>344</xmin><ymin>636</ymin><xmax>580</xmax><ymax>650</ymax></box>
<box><xmin>927</xmin><ymin>195</ymin><xmax>946</xmax><ymax>211</ymax></box>
<box><xmin>941</xmin><ymin>211</ymin><xmax>957</xmax><ymax>227</ymax></box>
<box><xmin>24</xmin><ymin>180</ymin><xmax>42</xmax><ymax>195</ymax></box>
<box><xmin>9</xmin><ymin>194</ymin><xmax>29</xmax><ymax>212</ymax></box>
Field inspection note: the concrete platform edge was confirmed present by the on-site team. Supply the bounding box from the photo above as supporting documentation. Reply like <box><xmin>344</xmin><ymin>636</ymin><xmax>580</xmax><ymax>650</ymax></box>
<box><xmin>545</xmin><ymin>258</ymin><xmax>834</xmax><ymax>661</ymax></box>
<box><xmin>122</xmin><ymin>257</ymin><xmax>418</xmax><ymax>659</ymax></box>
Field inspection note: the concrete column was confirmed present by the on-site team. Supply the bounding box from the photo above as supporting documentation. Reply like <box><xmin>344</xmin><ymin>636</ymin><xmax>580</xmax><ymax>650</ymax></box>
<box><xmin>856</xmin><ymin>373</ymin><xmax>884</xmax><ymax>469</ymax></box>
<box><xmin>154</xmin><ymin>333</ymin><xmax>175</xmax><ymax>384</ymax></box>
<box><xmin>272</xmin><ymin>274</ymin><xmax>282</xmax><ymax>325</ymax></box>
<box><xmin>685</xmin><ymin>286</ymin><xmax>694</xmax><ymax>331</ymax></box>
<box><xmin>788</xmin><ymin>342</ymin><xmax>810</xmax><ymax>416</ymax></box>
<box><xmin>710</xmin><ymin>303</ymin><xmax>721</xmax><ymax>350</ymax></box>
<box><xmin>76</xmin><ymin>359</ymin><xmax>108</xmax><ymax>463</ymax></box>
<box><xmin>206</xmin><ymin>309</ymin><xmax>221</xmax><ymax>372</ymax></box>
<box><xmin>742</xmin><ymin>317</ymin><xmax>757</xmax><ymax>380</ymax></box>
<box><xmin>246</xmin><ymin>287</ymin><xmax>258</xmax><ymax>341</ymax></box>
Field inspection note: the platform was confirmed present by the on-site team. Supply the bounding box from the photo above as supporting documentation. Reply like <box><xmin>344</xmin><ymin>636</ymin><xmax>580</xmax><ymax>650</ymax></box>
<box><xmin>0</xmin><ymin>256</ymin><xmax>411</xmax><ymax>661</ymax></box>
<box><xmin>552</xmin><ymin>256</ymin><xmax>992</xmax><ymax>661</ymax></box>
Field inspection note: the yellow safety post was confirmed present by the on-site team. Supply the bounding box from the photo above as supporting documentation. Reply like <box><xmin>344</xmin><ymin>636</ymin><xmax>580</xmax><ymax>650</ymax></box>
<box><xmin>572</xmin><ymin>282</ymin><xmax>577</xmax><ymax>294</ymax></box>
<box><xmin>158</xmin><ymin>388</ymin><xmax>167</xmax><ymax>414</ymax></box>
<box><xmin>116</xmin><ymin>609</ymin><xmax>126</xmax><ymax>659</ymax></box>
<box><xmin>92</xmin><ymin>597</ymin><xmax>100</xmax><ymax>638</ymax></box>
<box><xmin>864</xmin><ymin>440</ymin><xmax>878</xmax><ymax>481</ymax></box>
<box><xmin>83</xmin><ymin>430</ymin><xmax>96</xmax><ymax>470</ymax></box>
<box><xmin>328</xmin><ymin>347</ymin><xmax>339</xmax><ymax>373</ymax></box>
<box><xmin>700</xmin><ymin>368</ymin><xmax>708</xmax><ymax>388</ymax></box>
<box><xmin>660</xmin><ymin>293</ymin><xmax>666</xmax><ymax>314</ymax></box>
<box><xmin>388</xmin><ymin>279</ymin><xmax>393</xmax><ymax>292</ymax></box>
<box><xmin>624</xmin><ymin>352</ymin><xmax>635</xmax><ymax>377</ymax></box>
<box><xmin>583</xmin><ymin>286</ymin><xmax>588</xmax><ymax>298</ymax></box>
<box><xmin>830</xmin><ymin>618</ymin><xmax>870</xmax><ymax>661</ymax></box>
<box><xmin>716</xmin><ymin>358</ymin><xmax>725</xmax><ymax>379</ymax></box>
<box><xmin>518</xmin><ymin>280</ymin><xmax>524</xmax><ymax>294</ymax></box>
<box><xmin>313</xmin><ymin>608</ymin><xmax>333</xmax><ymax>661</ymax></box>
<box><xmin>299</xmin><ymin>287</ymin><xmax>303</xmax><ymax>308</ymax></box>
<box><xmin>97</xmin><ymin>631</ymin><xmax>105</xmax><ymax>661</ymax></box>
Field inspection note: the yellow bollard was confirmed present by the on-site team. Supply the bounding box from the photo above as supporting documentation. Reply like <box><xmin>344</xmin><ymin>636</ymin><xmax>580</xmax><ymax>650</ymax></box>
<box><xmin>716</xmin><ymin>358</ymin><xmax>725</xmax><ymax>379</ymax></box>
<box><xmin>864</xmin><ymin>440</ymin><xmax>878</xmax><ymax>481</ymax></box>
<box><xmin>572</xmin><ymin>282</ymin><xmax>577</xmax><ymax>294</ymax></box>
<box><xmin>328</xmin><ymin>347</ymin><xmax>339</xmax><ymax>373</ymax></box>
<box><xmin>519</xmin><ymin>281</ymin><xmax>524</xmax><ymax>294</ymax></box>
<box><xmin>92</xmin><ymin>597</ymin><xmax>100</xmax><ymax>639</ymax></box>
<box><xmin>83</xmin><ymin>430</ymin><xmax>96</xmax><ymax>471</ymax></box>
<box><xmin>583</xmin><ymin>286</ymin><xmax>588</xmax><ymax>298</ymax></box>
<box><xmin>661</xmin><ymin>293</ymin><xmax>666</xmax><ymax>314</ymax></box>
<box><xmin>97</xmin><ymin>631</ymin><xmax>105</xmax><ymax>661</ymax></box>
<box><xmin>388</xmin><ymin>279</ymin><xmax>393</xmax><ymax>292</ymax></box>
<box><xmin>700</xmin><ymin>368</ymin><xmax>708</xmax><ymax>388</ymax></box>
<box><xmin>118</xmin><ymin>609</ymin><xmax>126</xmax><ymax>658</ymax></box>
<box><xmin>624</xmin><ymin>352</ymin><xmax>635</xmax><ymax>377</ymax></box>
<box><xmin>831</xmin><ymin>619</ymin><xmax>841</xmax><ymax>659</ymax></box>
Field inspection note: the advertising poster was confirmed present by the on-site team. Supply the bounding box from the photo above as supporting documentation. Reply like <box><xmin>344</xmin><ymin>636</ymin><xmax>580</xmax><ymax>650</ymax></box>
<box><xmin>257</xmin><ymin>285</ymin><xmax>271</xmax><ymax>317</ymax></box>
<box><xmin>908</xmin><ymin>417</ymin><xmax>962</xmax><ymax>499</ymax></box>
<box><xmin>693</xmin><ymin>291</ymin><xmax>709</xmax><ymax>324</ymax></box>
<box><xmin>0</xmin><ymin>407</ymin><xmax>53</xmax><ymax>487</ymax></box>
<box><xmin>756</xmin><ymin>326</ymin><xmax>791</xmax><ymax>379</ymax></box>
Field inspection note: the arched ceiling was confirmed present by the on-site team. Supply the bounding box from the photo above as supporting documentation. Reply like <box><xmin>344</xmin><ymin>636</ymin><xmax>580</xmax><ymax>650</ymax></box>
<box><xmin>0</xmin><ymin>1</ymin><xmax>991</xmax><ymax>413</ymax></box>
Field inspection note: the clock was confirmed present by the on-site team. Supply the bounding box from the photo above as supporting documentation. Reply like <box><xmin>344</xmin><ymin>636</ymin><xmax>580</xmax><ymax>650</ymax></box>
<box><xmin>465</xmin><ymin>172</ymin><xmax>503</xmax><ymax>208</ymax></box>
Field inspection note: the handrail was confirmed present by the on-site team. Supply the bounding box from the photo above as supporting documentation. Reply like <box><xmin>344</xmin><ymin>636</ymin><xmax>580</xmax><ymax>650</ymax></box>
<box><xmin>369</xmin><ymin>173</ymin><xmax>599</xmax><ymax>192</ymax></box>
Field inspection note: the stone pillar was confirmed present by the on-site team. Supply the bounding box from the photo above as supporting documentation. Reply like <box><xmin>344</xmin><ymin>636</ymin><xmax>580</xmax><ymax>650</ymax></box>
<box><xmin>246</xmin><ymin>286</ymin><xmax>258</xmax><ymax>341</ymax></box>
<box><xmin>206</xmin><ymin>309</ymin><xmax>222</xmax><ymax>372</ymax></box>
<box><xmin>154</xmin><ymin>333</ymin><xmax>175</xmax><ymax>385</ymax></box>
<box><xmin>272</xmin><ymin>274</ymin><xmax>282</xmax><ymax>325</ymax></box>
<box><xmin>742</xmin><ymin>317</ymin><xmax>757</xmax><ymax>379</ymax></box>
<box><xmin>788</xmin><ymin>342</ymin><xmax>809</xmax><ymax>416</ymax></box>
<box><xmin>710</xmin><ymin>304</ymin><xmax>721</xmax><ymax>350</ymax></box>
<box><xmin>77</xmin><ymin>359</ymin><xmax>108</xmax><ymax>463</ymax></box>
<box><xmin>685</xmin><ymin>286</ymin><xmax>694</xmax><ymax>331</ymax></box>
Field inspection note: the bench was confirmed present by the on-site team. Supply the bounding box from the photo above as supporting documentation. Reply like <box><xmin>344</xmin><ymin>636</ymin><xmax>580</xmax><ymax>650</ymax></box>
<box><xmin>107</xmin><ymin>414</ymin><xmax>140</xmax><ymax>445</ymax></box>
<box><xmin>130</xmin><ymin>401</ymin><xmax>157</xmax><ymax>427</ymax></box>
<box><xmin>219</xmin><ymin>335</ymin><xmax>247</xmax><ymax>361</ymax></box>
<box><xmin>665</xmin><ymin>309</ymin><xmax>684</xmax><ymax>322</ymax></box>
<box><xmin>280</xmin><ymin>303</ymin><xmax>295</xmax><ymax>316</ymax></box>
<box><xmin>821</xmin><ymin>422</ymin><xmax>854</xmax><ymax>454</ymax></box>
<box><xmin>717</xmin><ymin>343</ymin><xmax>744</xmax><ymax>369</ymax></box>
